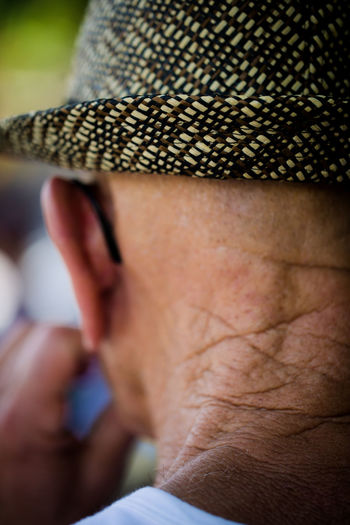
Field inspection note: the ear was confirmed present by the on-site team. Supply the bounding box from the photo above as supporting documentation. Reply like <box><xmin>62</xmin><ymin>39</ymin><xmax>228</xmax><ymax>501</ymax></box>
<box><xmin>41</xmin><ymin>177</ymin><xmax>119</xmax><ymax>351</ymax></box>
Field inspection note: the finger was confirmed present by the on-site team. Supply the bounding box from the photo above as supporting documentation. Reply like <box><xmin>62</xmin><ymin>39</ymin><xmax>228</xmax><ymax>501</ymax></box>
<box><xmin>10</xmin><ymin>325</ymin><xmax>88</xmax><ymax>435</ymax></box>
<box><xmin>80</xmin><ymin>404</ymin><xmax>135</xmax><ymax>495</ymax></box>
<box><xmin>24</xmin><ymin>325</ymin><xmax>87</xmax><ymax>394</ymax></box>
<box><xmin>0</xmin><ymin>321</ymin><xmax>36</xmax><ymax>422</ymax></box>
<box><xmin>0</xmin><ymin>320</ymin><xmax>33</xmax><ymax>365</ymax></box>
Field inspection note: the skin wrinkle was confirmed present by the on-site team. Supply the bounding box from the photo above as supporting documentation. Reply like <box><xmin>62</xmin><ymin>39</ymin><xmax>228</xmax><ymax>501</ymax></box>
<box><xmin>188</xmin><ymin>341</ymin><xmax>294</xmax><ymax>393</ymax></box>
<box><xmin>242</xmin><ymin>333</ymin><xmax>350</xmax><ymax>389</ymax></box>
<box><xmin>184</xmin><ymin>304</ymin><xmax>339</xmax><ymax>389</ymax></box>
<box><xmin>264</xmin><ymin>256</ymin><xmax>350</xmax><ymax>274</ymax></box>
<box><xmin>164</xmin><ymin>447</ymin><xmax>349</xmax><ymax>511</ymax></box>
<box><xmin>163</xmin><ymin>281</ymin><xmax>350</xmax><ymax>471</ymax></box>
<box><xmin>177</xmin><ymin>329</ymin><xmax>350</xmax><ymax>451</ymax></box>
<box><xmin>294</xmin><ymin>331</ymin><xmax>350</xmax><ymax>351</ymax></box>
<box><xmin>200</xmin><ymin>397</ymin><xmax>350</xmax><ymax>421</ymax></box>
<box><xmin>158</xmin><ymin>414</ymin><xmax>349</xmax><ymax>508</ymax></box>
<box><xmin>213</xmin><ymin>355</ymin><xmax>348</xmax><ymax>417</ymax></box>
<box><xmin>188</xmin><ymin>302</ymin><xmax>339</xmax><ymax>343</ymax></box>
<box><xmin>159</xmin><ymin>401</ymin><xmax>350</xmax><ymax>487</ymax></box>
<box><xmin>166</xmin><ymin>400</ymin><xmax>350</xmax><ymax>475</ymax></box>
<box><xmin>283</xmin><ymin>419</ymin><xmax>350</xmax><ymax>439</ymax></box>
<box><xmin>214</xmin><ymin>235</ymin><xmax>350</xmax><ymax>272</ymax></box>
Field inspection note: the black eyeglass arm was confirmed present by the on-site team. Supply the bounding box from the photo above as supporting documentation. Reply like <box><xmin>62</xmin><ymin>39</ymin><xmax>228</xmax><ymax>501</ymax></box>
<box><xmin>73</xmin><ymin>180</ymin><xmax>122</xmax><ymax>264</ymax></box>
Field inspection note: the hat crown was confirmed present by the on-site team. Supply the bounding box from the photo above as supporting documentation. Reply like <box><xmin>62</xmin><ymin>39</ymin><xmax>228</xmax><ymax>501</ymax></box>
<box><xmin>68</xmin><ymin>0</ymin><xmax>350</xmax><ymax>102</ymax></box>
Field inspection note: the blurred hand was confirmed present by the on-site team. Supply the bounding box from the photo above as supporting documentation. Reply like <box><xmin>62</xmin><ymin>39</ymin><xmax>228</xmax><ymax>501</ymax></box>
<box><xmin>0</xmin><ymin>323</ymin><xmax>134</xmax><ymax>525</ymax></box>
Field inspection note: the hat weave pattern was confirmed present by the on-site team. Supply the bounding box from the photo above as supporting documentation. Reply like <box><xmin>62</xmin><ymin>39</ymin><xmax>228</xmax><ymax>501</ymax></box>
<box><xmin>0</xmin><ymin>0</ymin><xmax>349</xmax><ymax>183</ymax></box>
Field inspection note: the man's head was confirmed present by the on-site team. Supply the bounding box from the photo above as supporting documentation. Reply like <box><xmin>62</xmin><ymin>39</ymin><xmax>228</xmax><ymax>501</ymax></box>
<box><xmin>42</xmin><ymin>174</ymin><xmax>350</xmax><ymax>442</ymax></box>
<box><xmin>1</xmin><ymin>2</ymin><xmax>350</xmax><ymax>523</ymax></box>
<box><xmin>18</xmin><ymin>0</ymin><xmax>346</xmax><ymax>467</ymax></box>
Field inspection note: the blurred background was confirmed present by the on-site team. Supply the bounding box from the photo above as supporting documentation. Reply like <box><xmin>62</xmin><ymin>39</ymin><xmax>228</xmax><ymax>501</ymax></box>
<box><xmin>0</xmin><ymin>0</ymin><xmax>87</xmax><ymax>117</ymax></box>
<box><xmin>0</xmin><ymin>0</ymin><xmax>155</xmax><ymax>496</ymax></box>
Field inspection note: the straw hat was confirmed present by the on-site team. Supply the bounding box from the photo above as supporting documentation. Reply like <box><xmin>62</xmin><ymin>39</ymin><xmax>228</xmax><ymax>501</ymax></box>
<box><xmin>0</xmin><ymin>0</ymin><xmax>349</xmax><ymax>183</ymax></box>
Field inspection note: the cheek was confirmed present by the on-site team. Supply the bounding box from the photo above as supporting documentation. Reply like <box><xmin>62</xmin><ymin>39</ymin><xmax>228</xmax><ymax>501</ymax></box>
<box><xmin>101</xmin><ymin>339</ymin><xmax>153</xmax><ymax>436</ymax></box>
<box><xmin>106</xmin><ymin>270</ymin><xmax>163</xmax><ymax>377</ymax></box>
<box><xmin>100</xmin><ymin>285</ymin><xmax>157</xmax><ymax>435</ymax></box>
<box><xmin>101</xmin><ymin>262</ymin><xmax>168</xmax><ymax>436</ymax></box>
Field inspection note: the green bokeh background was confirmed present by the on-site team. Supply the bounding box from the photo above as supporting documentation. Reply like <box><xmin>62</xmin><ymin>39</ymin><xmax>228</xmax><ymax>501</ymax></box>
<box><xmin>0</xmin><ymin>0</ymin><xmax>88</xmax><ymax>117</ymax></box>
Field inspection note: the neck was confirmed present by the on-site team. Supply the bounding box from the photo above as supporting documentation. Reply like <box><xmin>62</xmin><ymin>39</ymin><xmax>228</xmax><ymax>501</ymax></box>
<box><xmin>103</xmin><ymin>175</ymin><xmax>350</xmax><ymax>523</ymax></box>
<box><xmin>151</xmin><ymin>281</ymin><xmax>350</xmax><ymax>524</ymax></box>
<box><xmin>157</xmin><ymin>410</ymin><xmax>350</xmax><ymax>524</ymax></box>
<box><xmin>155</xmin><ymin>389</ymin><xmax>350</xmax><ymax>525</ymax></box>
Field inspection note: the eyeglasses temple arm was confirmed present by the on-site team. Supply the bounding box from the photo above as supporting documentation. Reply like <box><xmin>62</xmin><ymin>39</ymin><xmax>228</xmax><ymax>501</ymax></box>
<box><xmin>73</xmin><ymin>180</ymin><xmax>122</xmax><ymax>264</ymax></box>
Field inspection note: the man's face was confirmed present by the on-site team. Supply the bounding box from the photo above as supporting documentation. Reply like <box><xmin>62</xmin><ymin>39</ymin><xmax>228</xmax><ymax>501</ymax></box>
<box><xmin>43</xmin><ymin>172</ymin><xmax>350</xmax><ymax>441</ymax></box>
<box><xmin>95</xmin><ymin>172</ymin><xmax>204</xmax><ymax>437</ymax></box>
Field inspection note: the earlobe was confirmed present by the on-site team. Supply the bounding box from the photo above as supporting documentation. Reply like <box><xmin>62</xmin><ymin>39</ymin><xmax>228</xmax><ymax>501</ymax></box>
<box><xmin>41</xmin><ymin>177</ymin><xmax>118</xmax><ymax>351</ymax></box>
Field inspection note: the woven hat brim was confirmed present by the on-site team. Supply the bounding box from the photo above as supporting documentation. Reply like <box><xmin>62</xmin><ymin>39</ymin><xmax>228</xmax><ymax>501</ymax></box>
<box><xmin>0</xmin><ymin>94</ymin><xmax>349</xmax><ymax>183</ymax></box>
